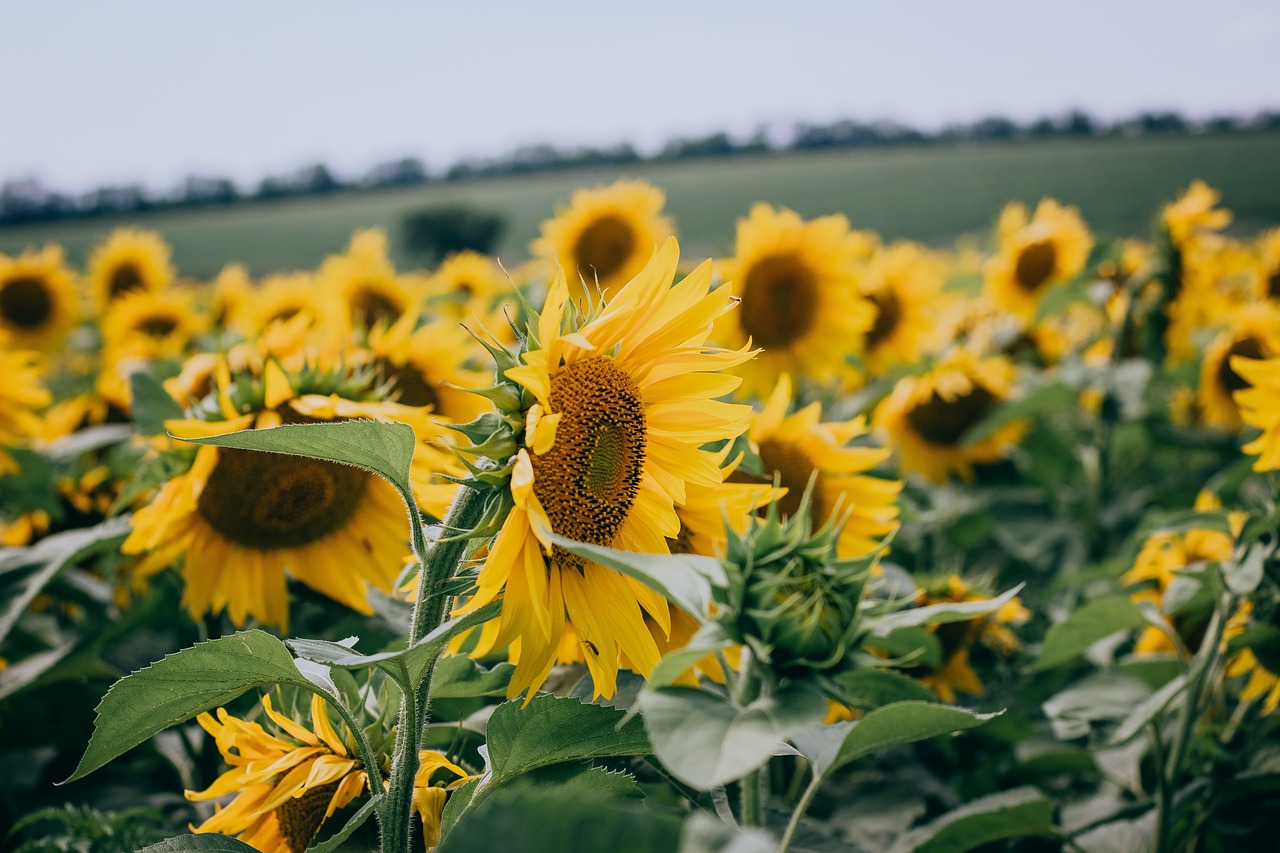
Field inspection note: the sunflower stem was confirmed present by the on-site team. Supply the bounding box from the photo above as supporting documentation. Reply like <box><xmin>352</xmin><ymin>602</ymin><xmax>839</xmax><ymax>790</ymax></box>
<box><xmin>731</xmin><ymin>652</ymin><xmax>765</xmax><ymax>827</ymax></box>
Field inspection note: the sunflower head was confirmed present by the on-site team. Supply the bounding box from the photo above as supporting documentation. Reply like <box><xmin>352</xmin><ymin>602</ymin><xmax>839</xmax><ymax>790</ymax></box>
<box><xmin>87</xmin><ymin>228</ymin><xmax>174</xmax><ymax>313</ymax></box>
<box><xmin>101</xmin><ymin>288</ymin><xmax>206</xmax><ymax>361</ymax></box>
<box><xmin>322</xmin><ymin>228</ymin><xmax>413</xmax><ymax>330</ymax></box>
<box><xmin>985</xmin><ymin>199</ymin><xmax>1093</xmax><ymax>320</ymax></box>
<box><xmin>1163</xmin><ymin>180</ymin><xmax>1231</xmax><ymax>248</ymax></box>
<box><xmin>858</xmin><ymin>241</ymin><xmax>949</xmax><ymax>374</ymax></box>
<box><xmin>427</xmin><ymin>250</ymin><xmax>510</xmax><ymax>320</ymax></box>
<box><xmin>0</xmin><ymin>245</ymin><xmax>78</xmax><ymax>351</ymax></box>
<box><xmin>531</xmin><ymin>179</ymin><xmax>675</xmax><ymax>302</ymax></box>
<box><xmin>1198</xmin><ymin>302</ymin><xmax>1280</xmax><ymax>429</ymax></box>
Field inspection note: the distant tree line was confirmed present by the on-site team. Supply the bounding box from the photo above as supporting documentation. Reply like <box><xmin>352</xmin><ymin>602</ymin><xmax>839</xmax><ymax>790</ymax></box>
<box><xmin>4</xmin><ymin>108</ymin><xmax>1279</xmax><ymax>227</ymax></box>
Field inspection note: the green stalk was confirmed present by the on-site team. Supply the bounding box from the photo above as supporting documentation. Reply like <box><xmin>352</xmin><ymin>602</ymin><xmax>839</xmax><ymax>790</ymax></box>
<box><xmin>381</xmin><ymin>486</ymin><xmax>487</xmax><ymax>853</ymax></box>
<box><xmin>778</xmin><ymin>773</ymin><xmax>822</xmax><ymax>853</ymax></box>
<box><xmin>731</xmin><ymin>653</ymin><xmax>765</xmax><ymax>827</ymax></box>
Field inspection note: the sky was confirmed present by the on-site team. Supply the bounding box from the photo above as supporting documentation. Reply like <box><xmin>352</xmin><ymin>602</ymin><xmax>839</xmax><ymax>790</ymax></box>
<box><xmin>3</xmin><ymin>0</ymin><xmax>1278</xmax><ymax>194</ymax></box>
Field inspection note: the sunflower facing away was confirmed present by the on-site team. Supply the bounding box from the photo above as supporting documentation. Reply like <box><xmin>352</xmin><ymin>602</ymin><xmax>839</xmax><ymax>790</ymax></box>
<box><xmin>715</xmin><ymin>203</ymin><xmax>876</xmax><ymax>398</ymax></box>
<box><xmin>86</xmin><ymin>227</ymin><xmax>175</xmax><ymax>313</ymax></box>
<box><xmin>984</xmin><ymin>198</ymin><xmax>1093</xmax><ymax>321</ymax></box>
<box><xmin>0</xmin><ymin>245</ymin><xmax>78</xmax><ymax>351</ymax></box>
<box><xmin>457</xmin><ymin>237</ymin><xmax>755</xmax><ymax>700</ymax></box>
<box><xmin>531</xmin><ymin>178</ymin><xmax>675</xmax><ymax>302</ymax></box>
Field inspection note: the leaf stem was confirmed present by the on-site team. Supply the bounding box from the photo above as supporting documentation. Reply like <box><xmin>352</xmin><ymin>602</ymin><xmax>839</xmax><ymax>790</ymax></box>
<box><xmin>778</xmin><ymin>773</ymin><xmax>822</xmax><ymax>853</ymax></box>
<box><xmin>731</xmin><ymin>651</ymin><xmax>765</xmax><ymax>827</ymax></box>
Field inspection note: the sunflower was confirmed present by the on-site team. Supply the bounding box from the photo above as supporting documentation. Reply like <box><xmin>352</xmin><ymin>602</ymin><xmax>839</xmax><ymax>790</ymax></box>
<box><xmin>1256</xmin><ymin>227</ymin><xmax>1280</xmax><ymax>302</ymax></box>
<box><xmin>457</xmin><ymin>237</ymin><xmax>754</xmax><ymax>700</ymax></box>
<box><xmin>209</xmin><ymin>263</ymin><xmax>253</xmax><ymax>329</ymax></box>
<box><xmin>731</xmin><ymin>374</ymin><xmax>899</xmax><ymax>557</ymax></box>
<box><xmin>872</xmin><ymin>349</ymin><xmax>1025</xmax><ymax>482</ymax></box>
<box><xmin>322</xmin><ymin>229</ymin><xmax>414</xmax><ymax>330</ymax></box>
<box><xmin>1162</xmin><ymin>180</ymin><xmax>1231</xmax><ymax>249</ymax></box>
<box><xmin>121</xmin><ymin>358</ymin><xmax>450</xmax><ymax>628</ymax></box>
<box><xmin>530</xmin><ymin>179</ymin><xmax>675</xmax><ymax>302</ymax></box>
<box><xmin>233</xmin><ymin>272</ymin><xmax>344</xmax><ymax>342</ymax></box>
<box><xmin>1233</xmin><ymin>355</ymin><xmax>1280</xmax><ymax>471</ymax></box>
<box><xmin>101</xmin><ymin>288</ymin><xmax>206</xmax><ymax>361</ymax></box>
<box><xmin>361</xmin><ymin>311</ymin><xmax>488</xmax><ymax>423</ymax></box>
<box><xmin>0</xmin><ymin>333</ymin><xmax>51</xmax><ymax>474</ymax></box>
<box><xmin>984</xmin><ymin>199</ymin><xmax>1093</xmax><ymax>321</ymax></box>
<box><xmin>426</xmin><ymin>250</ymin><xmax>510</xmax><ymax>320</ymax></box>
<box><xmin>858</xmin><ymin>241</ymin><xmax>949</xmax><ymax>375</ymax></box>
<box><xmin>86</xmin><ymin>227</ymin><xmax>174</xmax><ymax>313</ymax></box>
<box><xmin>0</xmin><ymin>245</ymin><xmax>78</xmax><ymax>351</ymax></box>
<box><xmin>1225</xmin><ymin>606</ymin><xmax>1280</xmax><ymax>715</ymax></box>
<box><xmin>714</xmin><ymin>203</ymin><xmax>876</xmax><ymax>397</ymax></box>
<box><xmin>1197</xmin><ymin>302</ymin><xmax>1280</xmax><ymax>429</ymax></box>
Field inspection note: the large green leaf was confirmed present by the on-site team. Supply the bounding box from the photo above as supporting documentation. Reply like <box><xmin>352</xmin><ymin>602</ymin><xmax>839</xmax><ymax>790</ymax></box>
<box><xmin>639</xmin><ymin>682</ymin><xmax>827</xmax><ymax>789</ymax></box>
<box><xmin>179</xmin><ymin>419</ymin><xmax>416</xmax><ymax>500</ymax></box>
<box><xmin>890</xmin><ymin>787</ymin><xmax>1058</xmax><ymax>853</ymax></box>
<box><xmin>64</xmin><ymin>631</ymin><xmax>311</xmax><ymax>783</ymax></box>
<box><xmin>830</xmin><ymin>668</ymin><xmax>939</xmax><ymax>709</ymax></box>
<box><xmin>130</xmin><ymin>371</ymin><xmax>185</xmax><ymax>436</ymax></box>
<box><xmin>867</xmin><ymin>585</ymin><xmax>1024</xmax><ymax>636</ymax></box>
<box><xmin>429</xmin><ymin>656</ymin><xmax>514</xmax><ymax>698</ymax></box>
<box><xmin>1031</xmin><ymin>594</ymin><xmax>1148</xmax><ymax>672</ymax></box>
<box><xmin>137</xmin><ymin>834</ymin><xmax>263</xmax><ymax>852</ymax></box>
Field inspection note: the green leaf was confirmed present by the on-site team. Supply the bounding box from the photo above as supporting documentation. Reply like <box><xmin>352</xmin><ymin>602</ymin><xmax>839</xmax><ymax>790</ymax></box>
<box><xmin>483</xmin><ymin>695</ymin><xmax>651</xmax><ymax>786</ymax></box>
<box><xmin>429</xmin><ymin>656</ymin><xmax>514</xmax><ymax>698</ymax></box>
<box><xmin>892</xmin><ymin>787</ymin><xmax>1058</xmax><ymax>853</ymax></box>
<box><xmin>1109</xmin><ymin>673</ymin><xmax>1187</xmax><ymax>745</ymax></box>
<box><xmin>304</xmin><ymin>797</ymin><xmax>378</xmax><ymax>853</ymax></box>
<box><xmin>547</xmin><ymin>532</ymin><xmax>721</xmax><ymax>621</ymax></box>
<box><xmin>679</xmin><ymin>813</ymin><xmax>776</xmax><ymax>853</ymax></box>
<box><xmin>130</xmin><ymin>372</ymin><xmax>185</xmax><ymax>435</ymax></box>
<box><xmin>0</xmin><ymin>447</ymin><xmax>59</xmax><ymax>515</ymax></box>
<box><xmin>831</xmin><ymin>668</ymin><xmax>938</xmax><ymax>709</ymax></box>
<box><xmin>179</xmin><ymin>419</ymin><xmax>416</xmax><ymax>500</ymax></box>
<box><xmin>1224</xmin><ymin>543</ymin><xmax>1267</xmax><ymax>595</ymax></box>
<box><xmin>1031</xmin><ymin>595</ymin><xmax>1148</xmax><ymax>671</ymax></box>
<box><xmin>868</xmin><ymin>585</ymin><xmax>1024</xmax><ymax>636</ymax></box>
<box><xmin>962</xmin><ymin>383</ymin><xmax>1073</xmax><ymax>446</ymax></box>
<box><xmin>137</xmin><ymin>835</ymin><xmax>263</xmax><ymax>852</ymax></box>
<box><xmin>639</xmin><ymin>682</ymin><xmax>827</xmax><ymax>789</ymax></box>
<box><xmin>647</xmin><ymin>622</ymin><xmax>732</xmax><ymax>691</ymax></box>
<box><xmin>1042</xmin><ymin>672</ymin><xmax>1153</xmax><ymax>741</ymax></box>
<box><xmin>64</xmin><ymin>631</ymin><xmax>311</xmax><ymax>783</ymax></box>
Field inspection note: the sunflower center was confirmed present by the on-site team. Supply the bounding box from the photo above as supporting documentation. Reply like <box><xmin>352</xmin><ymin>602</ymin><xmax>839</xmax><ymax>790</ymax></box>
<box><xmin>353</xmin><ymin>285</ymin><xmax>401</xmax><ymax>328</ymax></box>
<box><xmin>574</xmin><ymin>215</ymin><xmax>636</xmax><ymax>285</ymax></box>
<box><xmin>138</xmin><ymin>315</ymin><xmax>179</xmax><ymax>339</ymax></box>
<box><xmin>0</xmin><ymin>276</ymin><xmax>54</xmax><ymax>329</ymax></box>
<box><xmin>1267</xmin><ymin>269</ymin><xmax>1280</xmax><ymax>300</ymax></box>
<box><xmin>739</xmin><ymin>253</ymin><xmax>819</xmax><ymax>348</ymax></box>
<box><xmin>1218</xmin><ymin>336</ymin><xmax>1267</xmax><ymax>395</ymax></box>
<box><xmin>268</xmin><ymin>305</ymin><xmax>303</xmax><ymax>326</ymax></box>
<box><xmin>108</xmin><ymin>263</ymin><xmax>145</xmax><ymax>300</ymax></box>
<box><xmin>758</xmin><ymin>438</ymin><xmax>825</xmax><ymax>523</ymax></box>
<box><xmin>905</xmin><ymin>386</ymin><xmax>998</xmax><ymax>447</ymax></box>
<box><xmin>530</xmin><ymin>357</ymin><xmax>646</xmax><ymax>570</ymax></box>
<box><xmin>276</xmin><ymin>781</ymin><xmax>339</xmax><ymax>853</ymax></box>
<box><xmin>864</xmin><ymin>288</ymin><xmax>902</xmax><ymax>350</ymax></box>
<box><xmin>378</xmin><ymin>358</ymin><xmax>439</xmax><ymax>409</ymax></box>
<box><xmin>1013</xmin><ymin>240</ymin><xmax>1057</xmax><ymax>293</ymax></box>
<box><xmin>197</xmin><ymin>440</ymin><xmax>369</xmax><ymax>550</ymax></box>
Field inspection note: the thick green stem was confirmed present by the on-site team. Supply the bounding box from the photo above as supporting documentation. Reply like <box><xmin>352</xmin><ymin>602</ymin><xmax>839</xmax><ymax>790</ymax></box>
<box><xmin>381</xmin><ymin>486</ymin><xmax>488</xmax><ymax>853</ymax></box>
<box><xmin>732</xmin><ymin>652</ymin><xmax>765</xmax><ymax>827</ymax></box>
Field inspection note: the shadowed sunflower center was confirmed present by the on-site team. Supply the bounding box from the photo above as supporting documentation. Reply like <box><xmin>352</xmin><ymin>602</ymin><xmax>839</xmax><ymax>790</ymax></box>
<box><xmin>1218</xmin><ymin>336</ymin><xmax>1267</xmax><ymax>395</ymax></box>
<box><xmin>864</xmin><ymin>288</ymin><xmax>902</xmax><ymax>350</ymax></box>
<box><xmin>574</xmin><ymin>215</ymin><xmax>636</xmax><ymax>284</ymax></box>
<box><xmin>0</xmin><ymin>276</ymin><xmax>54</xmax><ymax>329</ymax></box>
<box><xmin>353</xmin><ymin>284</ymin><xmax>401</xmax><ymax>328</ymax></box>
<box><xmin>276</xmin><ymin>781</ymin><xmax>339</xmax><ymax>853</ymax></box>
<box><xmin>530</xmin><ymin>356</ymin><xmax>646</xmax><ymax>570</ymax></box>
<box><xmin>740</xmin><ymin>253</ymin><xmax>819</xmax><ymax>348</ymax></box>
<box><xmin>268</xmin><ymin>305</ymin><xmax>304</xmax><ymax>326</ymax></box>
<box><xmin>1013</xmin><ymin>240</ymin><xmax>1057</xmax><ymax>293</ymax></box>
<box><xmin>1268</xmin><ymin>269</ymin><xmax>1280</xmax><ymax>300</ymax></box>
<box><xmin>378</xmin><ymin>358</ymin><xmax>439</xmax><ymax>409</ymax></box>
<box><xmin>758</xmin><ymin>438</ymin><xmax>826</xmax><ymax>523</ymax></box>
<box><xmin>108</xmin><ymin>262</ymin><xmax>145</xmax><ymax>299</ymax></box>
<box><xmin>138</xmin><ymin>315</ymin><xmax>179</xmax><ymax>338</ymax></box>
<box><xmin>906</xmin><ymin>386</ymin><xmax>998</xmax><ymax>447</ymax></box>
<box><xmin>197</xmin><ymin>441</ymin><xmax>369</xmax><ymax>550</ymax></box>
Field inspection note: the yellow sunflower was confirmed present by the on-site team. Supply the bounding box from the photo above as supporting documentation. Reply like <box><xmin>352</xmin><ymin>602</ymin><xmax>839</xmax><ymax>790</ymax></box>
<box><xmin>458</xmin><ymin>237</ymin><xmax>755</xmax><ymax>700</ymax></box>
<box><xmin>426</xmin><ymin>250</ymin><xmax>510</xmax><ymax>320</ymax></box>
<box><xmin>1197</xmin><ymin>302</ymin><xmax>1280</xmax><ymax>429</ymax></box>
<box><xmin>86</xmin><ymin>227</ymin><xmax>175</xmax><ymax>313</ymax></box>
<box><xmin>121</xmin><ymin>359</ymin><xmax>450</xmax><ymax>628</ymax></box>
<box><xmin>321</xmin><ymin>228</ymin><xmax>414</xmax><ymax>330</ymax></box>
<box><xmin>873</xmin><ymin>349</ymin><xmax>1025</xmax><ymax>482</ymax></box>
<box><xmin>0</xmin><ymin>245</ymin><xmax>78</xmax><ymax>351</ymax></box>
<box><xmin>858</xmin><ymin>241</ymin><xmax>949</xmax><ymax>375</ymax></box>
<box><xmin>732</xmin><ymin>374</ymin><xmax>900</xmax><ymax>557</ymax></box>
<box><xmin>209</xmin><ymin>263</ymin><xmax>253</xmax><ymax>329</ymax></box>
<box><xmin>233</xmin><ymin>272</ymin><xmax>344</xmax><ymax>342</ymax></box>
<box><xmin>714</xmin><ymin>203</ymin><xmax>876</xmax><ymax>397</ymax></box>
<box><xmin>531</xmin><ymin>178</ymin><xmax>675</xmax><ymax>302</ymax></box>
<box><xmin>1256</xmin><ymin>227</ymin><xmax>1280</xmax><ymax>302</ymax></box>
<box><xmin>1162</xmin><ymin>180</ymin><xmax>1231</xmax><ymax>249</ymax></box>
<box><xmin>0</xmin><ymin>333</ymin><xmax>51</xmax><ymax>474</ymax></box>
<box><xmin>101</xmin><ymin>288</ymin><xmax>207</xmax><ymax>361</ymax></box>
<box><xmin>361</xmin><ymin>311</ymin><xmax>488</xmax><ymax>423</ymax></box>
<box><xmin>984</xmin><ymin>198</ymin><xmax>1093</xmax><ymax>321</ymax></box>
<box><xmin>1225</xmin><ymin>606</ymin><xmax>1280</xmax><ymax>715</ymax></box>
<box><xmin>1233</xmin><ymin>355</ymin><xmax>1280</xmax><ymax>471</ymax></box>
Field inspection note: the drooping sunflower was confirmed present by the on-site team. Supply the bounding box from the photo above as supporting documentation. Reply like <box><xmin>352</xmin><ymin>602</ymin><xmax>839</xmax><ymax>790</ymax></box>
<box><xmin>872</xmin><ymin>349</ymin><xmax>1024</xmax><ymax>482</ymax></box>
<box><xmin>101</xmin><ymin>288</ymin><xmax>207</xmax><ymax>361</ymax></box>
<box><xmin>0</xmin><ymin>245</ymin><xmax>78</xmax><ymax>351</ymax></box>
<box><xmin>122</xmin><ymin>357</ymin><xmax>452</xmax><ymax>628</ymax></box>
<box><xmin>857</xmin><ymin>241</ymin><xmax>949</xmax><ymax>375</ymax></box>
<box><xmin>426</xmin><ymin>250</ymin><xmax>510</xmax><ymax>320</ymax></box>
<box><xmin>1197</xmin><ymin>302</ymin><xmax>1280</xmax><ymax>429</ymax></box>
<box><xmin>0</xmin><ymin>333</ymin><xmax>51</xmax><ymax>474</ymax></box>
<box><xmin>530</xmin><ymin>179</ymin><xmax>675</xmax><ymax>302</ymax></box>
<box><xmin>731</xmin><ymin>374</ymin><xmax>900</xmax><ymax>558</ymax></box>
<box><xmin>457</xmin><ymin>237</ymin><xmax>755</xmax><ymax>700</ymax></box>
<box><xmin>1233</xmin><ymin>355</ymin><xmax>1280</xmax><ymax>471</ymax></box>
<box><xmin>714</xmin><ymin>203</ymin><xmax>876</xmax><ymax>398</ymax></box>
<box><xmin>984</xmin><ymin>198</ymin><xmax>1093</xmax><ymax>321</ymax></box>
<box><xmin>86</xmin><ymin>227</ymin><xmax>175</xmax><ymax>313</ymax></box>
<box><xmin>321</xmin><ymin>228</ymin><xmax>414</xmax><ymax>330</ymax></box>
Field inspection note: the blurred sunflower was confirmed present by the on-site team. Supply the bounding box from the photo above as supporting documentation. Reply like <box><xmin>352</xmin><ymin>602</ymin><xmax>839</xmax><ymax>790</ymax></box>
<box><xmin>715</xmin><ymin>203</ymin><xmax>876</xmax><ymax>397</ymax></box>
<box><xmin>209</xmin><ymin>263</ymin><xmax>253</xmax><ymax>329</ymax></box>
<box><xmin>322</xmin><ymin>228</ymin><xmax>413</xmax><ymax>330</ymax></box>
<box><xmin>1197</xmin><ymin>302</ymin><xmax>1280</xmax><ymax>429</ymax></box>
<box><xmin>86</xmin><ymin>227</ymin><xmax>174</xmax><ymax>312</ymax></box>
<box><xmin>362</xmin><ymin>311</ymin><xmax>488</xmax><ymax>423</ymax></box>
<box><xmin>234</xmin><ymin>272</ymin><xmax>344</xmax><ymax>341</ymax></box>
<box><xmin>873</xmin><ymin>350</ymin><xmax>1024</xmax><ymax>482</ymax></box>
<box><xmin>427</xmin><ymin>250</ymin><xmax>509</xmax><ymax>320</ymax></box>
<box><xmin>858</xmin><ymin>241</ymin><xmax>949</xmax><ymax>374</ymax></box>
<box><xmin>1162</xmin><ymin>180</ymin><xmax>1231</xmax><ymax>248</ymax></box>
<box><xmin>1233</xmin><ymin>355</ymin><xmax>1280</xmax><ymax>471</ymax></box>
<box><xmin>731</xmin><ymin>374</ymin><xmax>900</xmax><ymax>557</ymax></box>
<box><xmin>1256</xmin><ymin>227</ymin><xmax>1280</xmax><ymax>301</ymax></box>
<box><xmin>101</xmin><ymin>288</ymin><xmax>207</xmax><ymax>361</ymax></box>
<box><xmin>531</xmin><ymin>179</ymin><xmax>674</xmax><ymax>302</ymax></box>
<box><xmin>457</xmin><ymin>238</ymin><xmax>754</xmax><ymax>700</ymax></box>
<box><xmin>0</xmin><ymin>333</ymin><xmax>51</xmax><ymax>474</ymax></box>
<box><xmin>1225</xmin><ymin>607</ymin><xmax>1280</xmax><ymax>715</ymax></box>
<box><xmin>122</xmin><ymin>357</ymin><xmax>450</xmax><ymax>628</ymax></box>
<box><xmin>0</xmin><ymin>245</ymin><xmax>78</xmax><ymax>351</ymax></box>
<box><xmin>984</xmin><ymin>199</ymin><xmax>1092</xmax><ymax>321</ymax></box>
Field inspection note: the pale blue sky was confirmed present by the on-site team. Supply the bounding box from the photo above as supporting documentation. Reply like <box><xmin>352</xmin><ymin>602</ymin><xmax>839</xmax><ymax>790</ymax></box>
<box><xmin>3</xmin><ymin>0</ymin><xmax>1278</xmax><ymax>192</ymax></box>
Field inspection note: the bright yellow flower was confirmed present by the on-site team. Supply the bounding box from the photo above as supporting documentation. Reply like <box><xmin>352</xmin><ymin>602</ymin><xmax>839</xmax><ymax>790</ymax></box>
<box><xmin>1233</xmin><ymin>355</ymin><xmax>1280</xmax><ymax>471</ymax></box>
<box><xmin>0</xmin><ymin>244</ymin><xmax>78</xmax><ymax>351</ymax></box>
<box><xmin>984</xmin><ymin>198</ymin><xmax>1093</xmax><ymax>321</ymax></box>
<box><xmin>427</xmin><ymin>250</ymin><xmax>510</xmax><ymax>320</ymax></box>
<box><xmin>86</xmin><ymin>227</ymin><xmax>174</xmax><ymax>313</ymax></box>
<box><xmin>0</xmin><ymin>333</ymin><xmax>51</xmax><ymax>474</ymax></box>
<box><xmin>1162</xmin><ymin>180</ymin><xmax>1231</xmax><ymax>248</ymax></box>
<box><xmin>1197</xmin><ymin>302</ymin><xmax>1280</xmax><ymax>429</ymax></box>
<box><xmin>101</xmin><ymin>288</ymin><xmax>207</xmax><ymax>361</ymax></box>
<box><xmin>858</xmin><ymin>241</ymin><xmax>950</xmax><ymax>374</ymax></box>
<box><xmin>321</xmin><ymin>228</ymin><xmax>414</xmax><ymax>330</ymax></box>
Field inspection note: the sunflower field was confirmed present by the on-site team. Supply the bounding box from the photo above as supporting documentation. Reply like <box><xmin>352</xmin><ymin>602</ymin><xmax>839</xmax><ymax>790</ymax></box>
<box><xmin>3</xmin><ymin>178</ymin><xmax>1280</xmax><ymax>853</ymax></box>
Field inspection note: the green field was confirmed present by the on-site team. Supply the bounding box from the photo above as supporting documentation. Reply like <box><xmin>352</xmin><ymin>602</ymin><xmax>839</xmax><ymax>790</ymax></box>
<box><xmin>3</xmin><ymin>132</ymin><xmax>1279</xmax><ymax>280</ymax></box>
